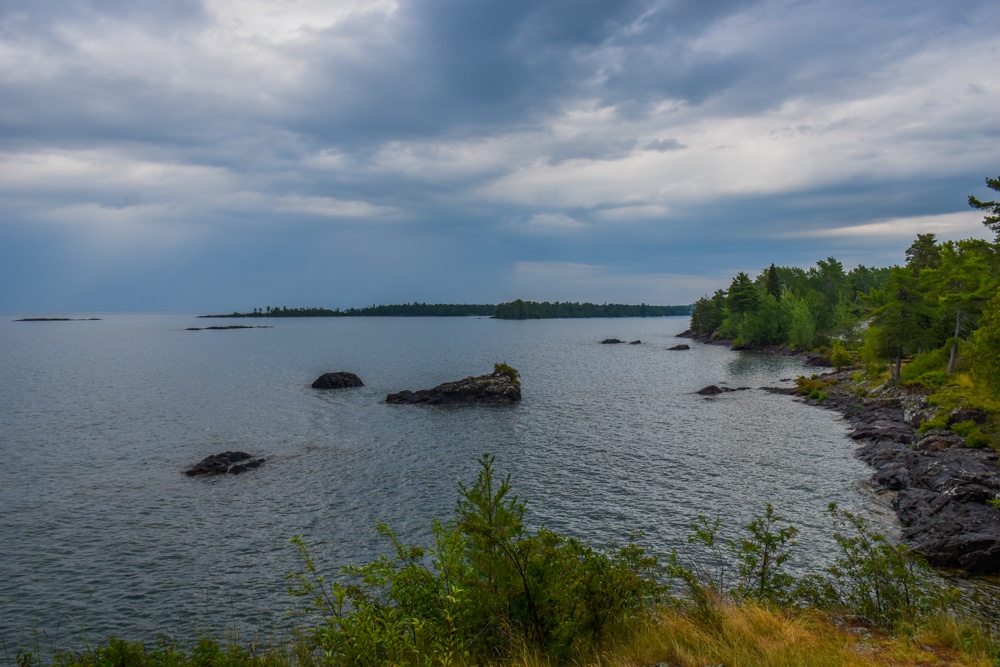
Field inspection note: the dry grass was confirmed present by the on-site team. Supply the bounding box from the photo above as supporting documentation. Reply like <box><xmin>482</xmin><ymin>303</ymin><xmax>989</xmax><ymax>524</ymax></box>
<box><xmin>546</xmin><ymin>604</ymin><xmax>998</xmax><ymax>667</ymax></box>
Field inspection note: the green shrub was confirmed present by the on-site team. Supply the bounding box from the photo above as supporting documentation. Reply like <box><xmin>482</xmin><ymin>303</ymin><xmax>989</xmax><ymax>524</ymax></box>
<box><xmin>905</xmin><ymin>371</ymin><xmax>951</xmax><ymax>390</ymax></box>
<box><xmin>829</xmin><ymin>340</ymin><xmax>852</xmax><ymax>371</ymax></box>
<box><xmin>492</xmin><ymin>362</ymin><xmax>520</xmax><ymax>385</ymax></box>
<box><xmin>965</xmin><ymin>428</ymin><xmax>991</xmax><ymax>449</ymax></box>
<box><xmin>287</xmin><ymin>454</ymin><xmax>665</xmax><ymax>664</ymax></box>
<box><xmin>900</xmin><ymin>346</ymin><xmax>951</xmax><ymax>384</ymax></box>
<box><xmin>797</xmin><ymin>504</ymin><xmax>946</xmax><ymax>630</ymax></box>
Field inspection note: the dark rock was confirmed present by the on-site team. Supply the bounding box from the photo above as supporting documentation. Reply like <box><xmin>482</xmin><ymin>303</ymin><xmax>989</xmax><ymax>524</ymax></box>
<box><xmin>185</xmin><ymin>451</ymin><xmax>266</xmax><ymax>476</ymax></box>
<box><xmin>779</xmin><ymin>369</ymin><xmax>1000</xmax><ymax>573</ymax></box>
<box><xmin>949</xmin><ymin>406</ymin><xmax>990</xmax><ymax>425</ymax></box>
<box><xmin>387</xmin><ymin>371</ymin><xmax>521</xmax><ymax>406</ymax></box>
<box><xmin>600</xmin><ymin>338</ymin><xmax>625</xmax><ymax>344</ymax></box>
<box><xmin>803</xmin><ymin>353</ymin><xmax>832</xmax><ymax>367</ymax></box>
<box><xmin>696</xmin><ymin>385</ymin><xmax>750</xmax><ymax>396</ymax></box>
<box><xmin>186</xmin><ymin>325</ymin><xmax>272</xmax><ymax>331</ymax></box>
<box><xmin>668</xmin><ymin>344</ymin><xmax>690</xmax><ymax>351</ymax></box>
<box><xmin>912</xmin><ymin>429</ymin><xmax>964</xmax><ymax>452</ymax></box>
<box><xmin>629</xmin><ymin>340</ymin><xmax>642</xmax><ymax>344</ymax></box>
<box><xmin>311</xmin><ymin>372</ymin><xmax>365</xmax><ymax>389</ymax></box>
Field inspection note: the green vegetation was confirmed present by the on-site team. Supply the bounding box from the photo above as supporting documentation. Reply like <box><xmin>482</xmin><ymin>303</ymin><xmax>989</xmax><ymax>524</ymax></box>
<box><xmin>493</xmin><ymin>300</ymin><xmax>692</xmax><ymax>319</ymax></box>
<box><xmin>492</xmin><ymin>362</ymin><xmax>520</xmax><ymax>385</ymax></box>
<box><xmin>689</xmin><ymin>174</ymin><xmax>1000</xmax><ymax>447</ymax></box>
<box><xmin>16</xmin><ymin>456</ymin><xmax>999</xmax><ymax>666</ymax></box>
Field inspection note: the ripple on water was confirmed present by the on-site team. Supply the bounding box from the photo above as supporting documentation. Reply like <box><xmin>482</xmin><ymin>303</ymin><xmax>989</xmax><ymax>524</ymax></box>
<box><xmin>0</xmin><ymin>315</ymin><xmax>904</xmax><ymax>652</ymax></box>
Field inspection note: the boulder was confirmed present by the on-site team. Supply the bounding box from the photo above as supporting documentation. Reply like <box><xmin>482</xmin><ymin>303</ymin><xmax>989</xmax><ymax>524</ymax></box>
<box><xmin>629</xmin><ymin>340</ymin><xmax>642</xmax><ymax>344</ymax></box>
<box><xmin>185</xmin><ymin>451</ymin><xmax>265</xmax><ymax>476</ymax></box>
<box><xmin>312</xmin><ymin>372</ymin><xmax>364</xmax><ymax>389</ymax></box>
<box><xmin>600</xmin><ymin>338</ymin><xmax>625</xmax><ymax>344</ymax></box>
<box><xmin>668</xmin><ymin>344</ymin><xmax>690</xmax><ymax>351</ymax></box>
<box><xmin>387</xmin><ymin>371</ymin><xmax>521</xmax><ymax>406</ymax></box>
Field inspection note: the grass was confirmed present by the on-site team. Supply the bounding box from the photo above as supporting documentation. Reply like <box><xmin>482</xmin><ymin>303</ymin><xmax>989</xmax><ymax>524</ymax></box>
<box><xmin>14</xmin><ymin>604</ymin><xmax>999</xmax><ymax>667</ymax></box>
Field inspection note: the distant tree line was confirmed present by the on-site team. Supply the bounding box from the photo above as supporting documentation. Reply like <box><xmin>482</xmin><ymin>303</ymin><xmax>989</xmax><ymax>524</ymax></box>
<box><xmin>494</xmin><ymin>300</ymin><xmax>692</xmax><ymax>320</ymax></box>
<box><xmin>204</xmin><ymin>303</ymin><xmax>497</xmax><ymax>318</ymax></box>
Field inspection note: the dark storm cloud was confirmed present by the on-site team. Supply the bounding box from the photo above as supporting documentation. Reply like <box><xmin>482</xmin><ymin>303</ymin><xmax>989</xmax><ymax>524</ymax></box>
<box><xmin>0</xmin><ymin>0</ymin><xmax>998</xmax><ymax>312</ymax></box>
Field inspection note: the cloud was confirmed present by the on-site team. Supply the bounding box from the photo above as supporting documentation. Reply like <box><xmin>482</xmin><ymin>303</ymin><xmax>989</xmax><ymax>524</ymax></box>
<box><xmin>784</xmin><ymin>211</ymin><xmax>995</xmax><ymax>242</ymax></box>
<box><xmin>502</xmin><ymin>261</ymin><xmax>725</xmax><ymax>304</ymax></box>
<box><xmin>1</xmin><ymin>0</ymin><xmax>999</xmax><ymax>311</ymax></box>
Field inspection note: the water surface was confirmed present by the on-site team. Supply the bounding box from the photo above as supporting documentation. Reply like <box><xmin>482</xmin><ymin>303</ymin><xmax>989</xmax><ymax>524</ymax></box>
<box><xmin>0</xmin><ymin>315</ymin><xmax>887</xmax><ymax>652</ymax></box>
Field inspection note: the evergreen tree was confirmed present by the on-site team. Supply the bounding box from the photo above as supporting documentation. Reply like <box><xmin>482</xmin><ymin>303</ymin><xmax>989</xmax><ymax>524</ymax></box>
<box><xmin>765</xmin><ymin>264</ymin><xmax>782</xmax><ymax>301</ymax></box>
<box><xmin>925</xmin><ymin>240</ymin><xmax>995</xmax><ymax>373</ymax></box>
<box><xmin>865</xmin><ymin>267</ymin><xmax>933</xmax><ymax>382</ymax></box>
<box><xmin>727</xmin><ymin>272</ymin><xmax>760</xmax><ymax>342</ymax></box>
<box><xmin>905</xmin><ymin>233</ymin><xmax>941</xmax><ymax>274</ymax></box>
<box><xmin>969</xmin><ymin>292</ymin><xmax>1000</xmax><ymax>395</ymax></box>
<box><xmin>968</xmin><ymin>175</ymin><xmax>1000</xmax><ymax>240</ymax></box>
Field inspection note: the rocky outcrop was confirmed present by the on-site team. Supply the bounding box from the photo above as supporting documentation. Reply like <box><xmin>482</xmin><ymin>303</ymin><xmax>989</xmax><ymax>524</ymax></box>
<box><xmin>311</xmin><ymin>372</ymin><xmax>364</xmax><ymax>389</ymax></box>
<box><xmin>387</xmin><ymin>372</ymin><xmax>521</xmax><ymax>406</ymax></box>
<box><xmin>766</xmin><ymin>372</ymin><xmax>1000</xmax><ymax>574</ymax></box>
<box><xmin>600</xmin><ymin>338</ymin><xmax>625</xmax><ymax>344</ymax></box>
<box><xmin>696</xmin><ymin>385</ymin><xmax>750</xmax><ymax>395</ymax></box>
<box><xmin>185</xmin><ymin>451</ymin><xmax>265</xmax><ymax>476</ymax></box>
<box><xmin>668</xmin><ymin>344</ymin><xmax>690</xmax><ymax>351</ymax></box>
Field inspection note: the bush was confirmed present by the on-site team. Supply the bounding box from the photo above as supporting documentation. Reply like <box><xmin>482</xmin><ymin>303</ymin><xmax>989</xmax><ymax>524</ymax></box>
<box><xmin>829</xmin><ymin>340</ymin><xmax>852</xmax><ymax>371</ymax></box>
<box><xmin>798</xmin><ymin>504</ymin><xmax>946</xmax><ymax>629</ymax></box>
<box><xmin>492</xmin><ymin>362</ymin><xmax>520</xmax><ymax>385</ymax></box>
<box><xmin>287</xmin><ymin>454</ymin><xmax>665</xmax><ymax>664</ymax></box>
<box><xmin>905</xmin><ymin>371</ymin><xmax>951</xmax><ymax>390</ymax></box>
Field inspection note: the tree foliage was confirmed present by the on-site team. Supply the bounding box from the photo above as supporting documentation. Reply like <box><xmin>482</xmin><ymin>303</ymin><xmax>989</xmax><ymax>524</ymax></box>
<box><xmin>969</xmin><ymin>175</ymin><xmax>1000</xmax><ymax>239</ymax></box>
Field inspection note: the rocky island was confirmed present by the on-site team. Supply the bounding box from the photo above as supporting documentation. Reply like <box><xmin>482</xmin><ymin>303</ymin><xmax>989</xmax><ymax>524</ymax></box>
<box><xmin>387</xmin><ymin>365</ymin><xmax>521</xmax><ymax>406</ymax></box>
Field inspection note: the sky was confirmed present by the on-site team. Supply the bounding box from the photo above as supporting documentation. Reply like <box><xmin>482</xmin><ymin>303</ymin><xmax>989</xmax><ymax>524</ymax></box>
<box><xmin>1</xmin><ymin>0</ymin><xmax>998</xmax><ymax>313</ymax></box>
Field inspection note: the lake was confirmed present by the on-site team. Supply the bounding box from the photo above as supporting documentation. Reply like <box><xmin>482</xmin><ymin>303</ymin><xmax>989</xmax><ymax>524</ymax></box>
<box><xmin>0</xmin><ymin>314</ymin><xmax>889</xmax><ymax>653</ymax></box>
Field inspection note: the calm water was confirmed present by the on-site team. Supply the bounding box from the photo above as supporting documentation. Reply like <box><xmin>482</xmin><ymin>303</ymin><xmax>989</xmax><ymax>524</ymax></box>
<box><xmin>0</xmin><ymin>314</ymin><xmax>888</xmax><ymax>652</ymax></box>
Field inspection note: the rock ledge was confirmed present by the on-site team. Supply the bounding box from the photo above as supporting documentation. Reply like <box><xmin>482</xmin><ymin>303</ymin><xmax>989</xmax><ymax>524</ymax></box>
<box><xmin>387</xmin><ymin>372</ymin><xmax>521</xmax><ymax>406</ymax></box>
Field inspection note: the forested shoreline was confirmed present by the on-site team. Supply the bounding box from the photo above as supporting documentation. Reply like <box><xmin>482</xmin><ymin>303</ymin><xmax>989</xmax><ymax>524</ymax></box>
<box><xmin>689</xmin><ymin>174</ymin><xmax>1000</xmax><ymax>448</ymax></box>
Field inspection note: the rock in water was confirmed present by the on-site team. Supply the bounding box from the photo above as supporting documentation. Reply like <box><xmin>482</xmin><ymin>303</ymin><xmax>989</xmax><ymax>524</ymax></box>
<box><xmin>185</xmin><ymin>451</ymin><xmax>265</xmax><ymax>476</ymax></box>
<box><xmin>387</xmin><ymin>372</ymin><xmax>521</xmax><ymax>406</ymax></box>
<box><xmin>668</xmin><ymin>344</ymin><xmax>690</xmax><ymax>350</ymax></box>
<box><xmin>311</xmin><ymin>372</ymin><xmax>364</xmax><ymax>389</ymax></box>
<box><xmin>600</xmin><ymin>338</ymin><xmax>625</xmax><ymax>344</ymax></box>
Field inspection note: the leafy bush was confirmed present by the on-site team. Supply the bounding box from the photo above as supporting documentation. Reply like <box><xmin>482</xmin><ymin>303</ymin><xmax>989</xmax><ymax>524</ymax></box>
<box><xmin>287</xmin><ymin>454</ymin><xmax>665</xmax><ymax>664</ymax></box>
<box><xmin>798</xmin><ymin>504</ymin><xmax>946</xmax><ymax>629</ymax></box>
<box><xmin>905</xmin><ymin>371</ymin><xmax>951</xmax><ymax>390</ymax></box>
<box><xmin>900</xmin><ymin>346</ymin><xmax>952</xmax><ymax>384</ymax></box>
<box><xmin>667</xmin><ymin>505</ymin><xmax>799</xmax><ymax>612</ymax></box>
<box><xmin>829</xmin><ymin>340</ymin><xmax>852</xmax><ymax>371</ymax></box>
<box><xmin>492</xmin><ymin>362</ymin><xmax>521</xmax><ymax>385</ymax></box>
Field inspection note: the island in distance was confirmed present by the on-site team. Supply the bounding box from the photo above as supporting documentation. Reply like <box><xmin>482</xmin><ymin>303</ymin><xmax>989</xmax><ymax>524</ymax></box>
<box><xmin>199</xmin><ymin>301</ymin><xmax>693</xmax><ymax>320</ymax></box>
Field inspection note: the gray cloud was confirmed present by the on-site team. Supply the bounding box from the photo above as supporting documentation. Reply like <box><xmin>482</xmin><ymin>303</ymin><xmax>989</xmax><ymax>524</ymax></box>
<box><xmin>0</xmin><ymin>0</ymin><xmax>998</xmax><ymax>312</ymax></box>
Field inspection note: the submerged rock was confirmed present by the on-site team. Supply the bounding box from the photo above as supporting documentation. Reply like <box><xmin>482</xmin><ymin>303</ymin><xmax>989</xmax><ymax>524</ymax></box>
<box><xmin>311</xmin><ymin>372</ymin><xmax>364</xmax><ymax>389</ymax></box>
<box><xmin>185</xmin><ymin>451</ymin><xmax>265</xmax><ymax>476</ymax></box>
<box><xmin>668</xmin><ymin>344</ymin><xmax>690</xmax><ymax>351</ymax></box>
<box><xmin>387</xmin><ymin>371</ymin><xmax>521</xmax><ymax>406</ymax></box>
<box><xmin>600</xmin><ymin>338</ymin><xmax>625</xmax><ymax>344</ymax></box>
<box><xmin>696</xmin><ymin>385</ymin><xmax>749</xmax><ymax>395</ymax></box>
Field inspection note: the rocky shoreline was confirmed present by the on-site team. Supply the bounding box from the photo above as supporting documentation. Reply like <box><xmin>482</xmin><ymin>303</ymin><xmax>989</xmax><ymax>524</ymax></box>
<box><xmin>764</xmin><ymin>370</ymin><xmax>1000</xmax><ymax>574</ymax></box>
